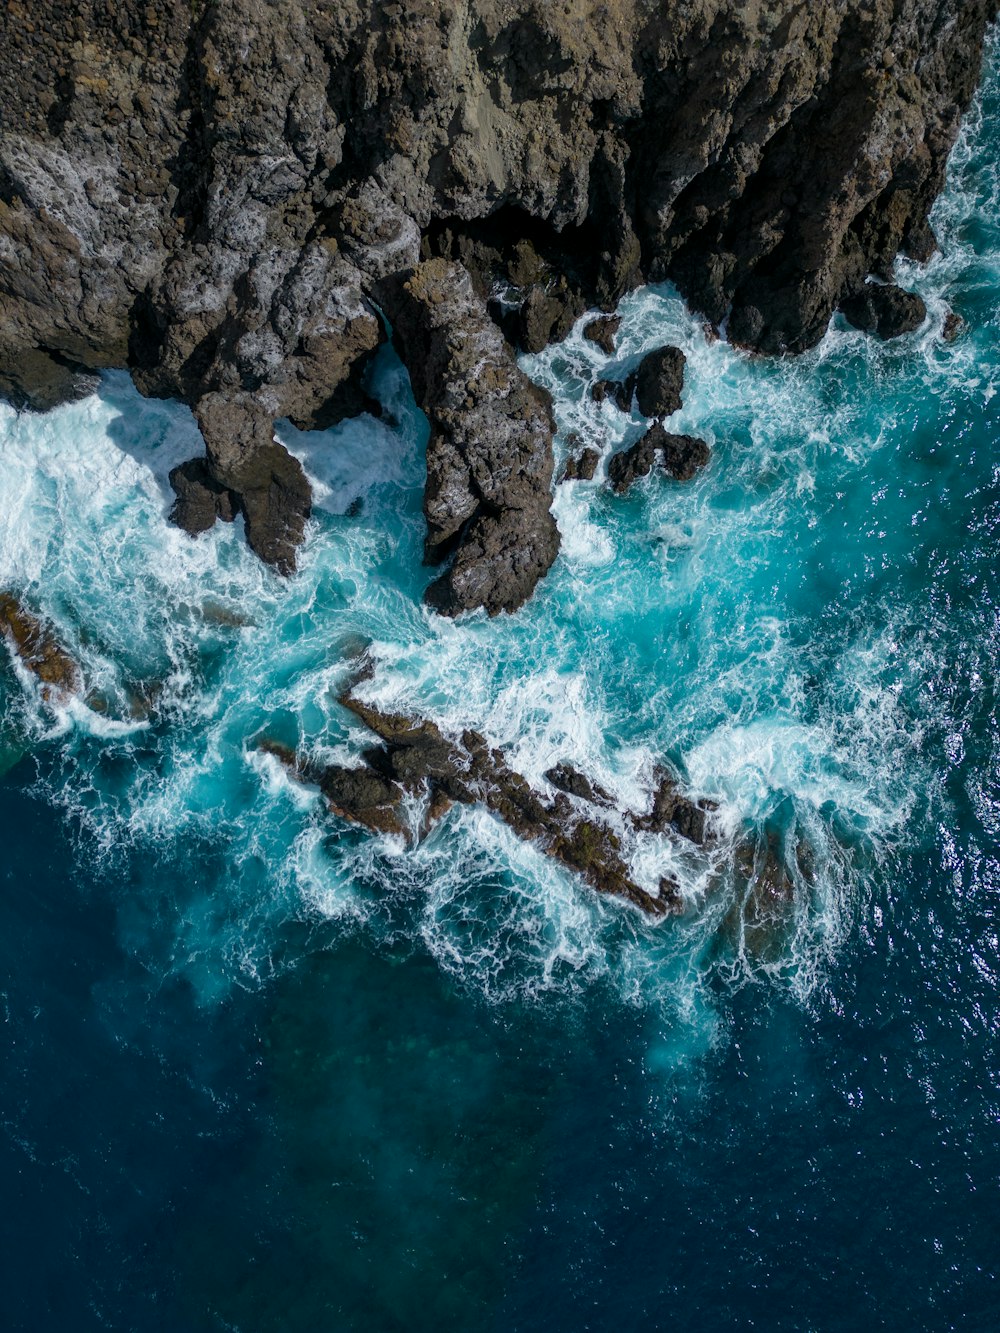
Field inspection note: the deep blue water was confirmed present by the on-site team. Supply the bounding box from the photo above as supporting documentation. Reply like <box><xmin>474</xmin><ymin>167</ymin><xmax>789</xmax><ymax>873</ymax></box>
<box><xmin>3</xmin><ymin>37</ymin><xmax>1000</xmax><ymax>1333</ymax></box>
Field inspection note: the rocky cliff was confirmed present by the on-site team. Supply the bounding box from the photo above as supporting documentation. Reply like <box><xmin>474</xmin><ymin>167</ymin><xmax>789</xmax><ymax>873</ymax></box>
<box><xmin>1</xmin><ymin>0</ymin><xmax>995</xmax><ymax>608</ymax></box>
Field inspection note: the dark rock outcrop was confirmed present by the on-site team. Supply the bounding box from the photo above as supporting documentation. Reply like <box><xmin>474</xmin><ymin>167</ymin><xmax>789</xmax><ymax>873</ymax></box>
<box><xmin>375</xmin><ymin>259</ymin><xmax>559</xmax><ymax>615</ymax></box>
<box><xmin>0</xmin><ymin>349</ymin><xmax>100</xmax><ymax>414</ymax></box>
<box><xmin>660</xmin><ymin>431</ymin><xmax>711</xmax><ymax>482</ymax></box>
<box><xmin>840</xmin><ymin>283</ymin><xmax>928</xmax><ymax>339</ymax></box>
<box><xmin>633</xmin><ymin>345</ymin><xmax>686</xmax><ymax>419</ymax></box>
<box><xmin>608</xmin><ymin>422</ymin><xmax>711</xmax><ymax>493</ymax></box>
<box><xmin>261</xmin><ymin>688</ymin><xmax>722</xmax><ymax>916</ymax></box>
<box><xmin>943</xmin><ymin>310</ymin><xmax>968</xmax><ymax>342</ymax></box>
<box><xmin>258</xmin><ymin>738</ymin><xmax>408</xmax><ymax>837</ymax></box>
<box><xmin>583</xmin><ymin>316</ymin><xmax>622</xmax><ymax>356</ymax></box>
<box><xmin>608</xmin><ymin>432</ymin><xmax>660</xmax><ymax>494</ymax></box>
<box><xmin>545</xmin><ymin>762</ymin><xmax>612</xmax><ymax>805</ymax></box>
<box><xmin>632</xmin><ymin>768</ymin><xmax>718</xmax><ymax>846</ymax></box>
<box><xmin>592</xmin><ymin>378</ymin><xmax>634</xmax><ymax>412</ymax></box>
<box><xmin>1</xmin><ymin>0</ymin><xmax>995</xmax><ymax>601</ymax></box>
<box><xmin>592</xmin><ymin>344</ymin><xmax>686</xmax><ymax>421</ymax></box>
<box><xmin>168</xmin><ymin>458</ymin><xmax>238</xmax><ymax>535</ymax></box>
<box><xmin>560</xmin><ymin>446</ymin><xmax>600</xmax><ymax>483</ymax></box>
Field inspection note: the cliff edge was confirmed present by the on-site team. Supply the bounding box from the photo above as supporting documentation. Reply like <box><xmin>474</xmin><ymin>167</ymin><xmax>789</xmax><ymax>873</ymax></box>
<box><xmin>1</xmin><ymin>0</ymin><xmax>995</xmax><ymax>607</ymax></box>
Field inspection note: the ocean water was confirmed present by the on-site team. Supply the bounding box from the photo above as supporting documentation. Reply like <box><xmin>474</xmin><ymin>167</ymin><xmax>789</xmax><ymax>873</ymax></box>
<box><xmin>3</xmin><ymin>41</ymin><xmax>1000</xmax><ymax>1333</ymax></box>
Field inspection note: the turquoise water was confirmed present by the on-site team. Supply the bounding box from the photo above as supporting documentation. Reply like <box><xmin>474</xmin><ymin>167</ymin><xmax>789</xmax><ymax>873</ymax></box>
<box><xmin>3</xmin><ymin>38</ymin><xmax>1000</xmax><ymax>1332</ymax></box>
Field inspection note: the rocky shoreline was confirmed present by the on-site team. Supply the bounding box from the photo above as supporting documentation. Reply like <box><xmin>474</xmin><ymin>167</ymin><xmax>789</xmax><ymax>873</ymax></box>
<box><xmin>1</xmin><ymin>1</ymin><xmax>995</xmax><ymax>613</ymax></box>
<box><xmin>0</xmin><ymin>590</ymin><xmax>806</xmax><ymax>933</ymax></box>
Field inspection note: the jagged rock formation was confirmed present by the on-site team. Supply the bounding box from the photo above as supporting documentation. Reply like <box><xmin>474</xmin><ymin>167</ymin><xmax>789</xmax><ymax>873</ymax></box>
<box><xmin>258</xmin><ymin>682</ymin><xmax>720</xmax><ymax>915</ymax></box>
<box><xmin>608</xmin><ymin>422</ymin><xmax>710</xmax><ymax>493</ymax></box>
<box><xmin>583</xmin><ymin>317</ymin><xmax>622</xmax><ymax>357</ymax></box>
<box><xmin>1</xmin><ymin>0</ymin><xmax>996</xmax><ymax>606</ymax></box>
<box><xmin>374</xmin><ymin>258</ymin><xmax>559</xmax><ymax>615</ymax></box>
<box><xmin>561</xmin><ymin>445</ymin><xmax>600</xmax><ymax>483</ymax></box>
<box><xmin>840</xmin><ymin>282</ymin><xmax>928</xmax><ymax>339</ymax></box>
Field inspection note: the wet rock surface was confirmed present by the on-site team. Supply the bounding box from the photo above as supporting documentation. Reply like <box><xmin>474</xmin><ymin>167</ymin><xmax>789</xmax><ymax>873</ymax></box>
<box><xmin>545</xmin><ymin>762</ymin><xmax>612</xmax><ymax>805</ymax></box>
<box><xmin>719</xmin><ymin>826</ymin><xmax>815</xmax><ymax>964</ymax></box>
<box><xmin>260</xmin><ymin>687</ymin><xmax>725</xmax><ymax>917</ymax></box>
<box><xmin>0</xmin><ymin>0</ymin><xmax>994</xmax><ymax>599</ymax></box>
<box><xmin>840</xmin><ymin>283</ymin><xmax>928</xmax><ymax>339</ymax></box>
<box><xmin>632</xmin><ymin>768</ymin><xmax>719</xmax><ymax>846</ymax></box>
<box><xmin>376</xmin><ymin>259</ymin><xmax>559</xmax><ymax>615</ymax></box>
<box><xmin>0</xmin><ymin>593</ymin><xmax>81</xmax><ymax>698</ymax></box>
<box><xmin>592</xmin><ymin>378</ymin><xmax>634</xmax><ymax>412</ymax></box>
<box><xmin>583</xmin><ymin>316</ymin><xmax>622</xmax><ymax>356</ymax></box>
<box><xmin>608</xmin><ymin>432</ymin><xmax>660</xmax><ymax>494</ymax></box>
<box><xmin>560</xmin><ymin>446</ymin><xmax>600</xmax><ymax>483</ymax></box>
<box><xmin>609</xmin><ymin>423</ymin><xmax>711</xmax><ymax>494</ymax></box>
<box><xmin>943</xmin><ymin>310</ymin><xmax>968</xmax><ymax>342</ymax></box>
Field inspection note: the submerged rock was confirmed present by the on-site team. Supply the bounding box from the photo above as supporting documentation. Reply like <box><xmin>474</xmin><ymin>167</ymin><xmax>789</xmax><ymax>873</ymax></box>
<box><xmin>0</xmin><ymin>594</ymin><xmax>81</xmax><ymax>699</ymax></box>
<box><xmin>262</xmin><ymin>688</ymin><xmax>737</xmax><ymax>916</ymax></box>
<box><xmin>840</xmin><ymin>284</ymin><xmax>928</xmax><ymax>339</ymax></box>
<box><xmin>942</xmin><ymin>311</ymin><xmax>967</xmax><ymax>342</ymax></box>
<box><xmin>720</xmin><ymin>827</ymin><xmax>803</xmax><ymax>964</ymax></box>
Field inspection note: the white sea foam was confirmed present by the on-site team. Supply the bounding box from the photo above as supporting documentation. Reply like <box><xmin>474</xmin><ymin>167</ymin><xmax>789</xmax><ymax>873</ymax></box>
<box><xmin>0</xmin><ymin>40</ymin><xmax>997</xmax><ymax>1015</ymax></box>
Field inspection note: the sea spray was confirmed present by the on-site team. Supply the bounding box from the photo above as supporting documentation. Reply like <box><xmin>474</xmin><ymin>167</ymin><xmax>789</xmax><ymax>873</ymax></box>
<box><xmin>0</xmin><ymin>45</ymin><xmax>998</xmax><ymax>1017</ymax></box>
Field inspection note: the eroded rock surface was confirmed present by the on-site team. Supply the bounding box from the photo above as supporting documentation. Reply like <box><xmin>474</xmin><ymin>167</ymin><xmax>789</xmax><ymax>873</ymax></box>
<box><xmin>560</xmin><ymin>446</ymin><xmax>600</xmax><ymax>483</ymax></box>
<box><xmin>0</xmin><ymin>593</ymin><xmax>81</xmax><ymax>698</ymax></box>
<box><xmin>608</xmin><ymin>423</ymin><xmax>711</xmax><ymax>493</ymax></box>
<box><xmin>1</xmin><ymin>0</ymin><xmax>995</xmax><ymax>601</ymax></box>
<box><xmin>634</xmin><ymin>346</ymin><xmax>686</xmax><ymax>419</ymax></box>
<box><xmin>840</xmin><ymin>283</ymin><xmax>928</xmax><ymax>339</ymax></box>
<box><xmin>376</xmin><ymin>259</ymin><xmax>559</xmax><ymax>615</ymax></box>
<box><xmin>259</xmin><ymin>688</ymin><xmax>722</xmax><ymax>916</ymax></box>
<box><xmin>632</xmin><ymin>768</ymin><xmax>718</xmax><ymax>846</ymax></box>
<box><xmin>583</xmin><ymin>316</ymin><xmax>622</xmax><ymax>356</ymax></box>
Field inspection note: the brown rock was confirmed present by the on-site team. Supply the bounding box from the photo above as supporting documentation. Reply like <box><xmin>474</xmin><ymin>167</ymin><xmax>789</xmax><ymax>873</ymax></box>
<box><xmin>0</xmin><ymin>593</ymin><xmax>81</xmax><ymax>698</ymax></box>
<box><xmin>544</xmin><ymin>762</ymin><xmax>612</xmax><ymax>804</ymax></box>
<box><xmin>632</xmin><ymin>768</ymin><xmax>718</xmax><ymax>846</ymax></box>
